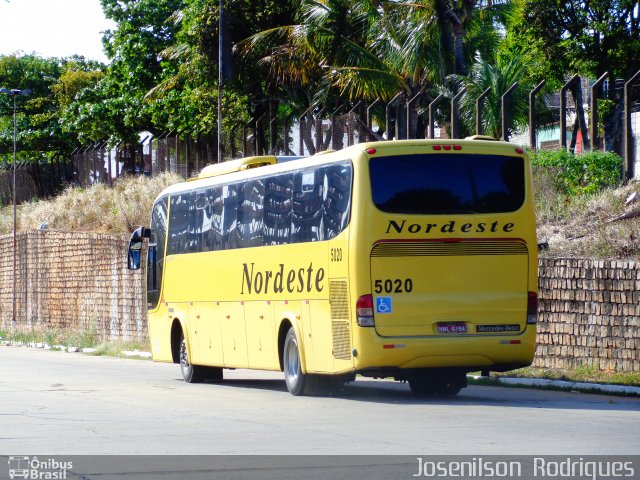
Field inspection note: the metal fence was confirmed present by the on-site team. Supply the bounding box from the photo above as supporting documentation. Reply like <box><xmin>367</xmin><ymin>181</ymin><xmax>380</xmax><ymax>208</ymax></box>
<box><xmin>0</xmin><ymin>158</ymin><xmax>71</xmax><ymax>206</ymax></box>
<box><xmin>65</xmin><ymin>67</ymin><xmax>640</xmax><ymax>187</ymax></box>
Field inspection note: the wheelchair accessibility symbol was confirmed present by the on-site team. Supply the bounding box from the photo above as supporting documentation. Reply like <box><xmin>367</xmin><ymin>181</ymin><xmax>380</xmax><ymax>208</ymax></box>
<box><xmin>375</xmin><ymin>296</ymin><xmax>392</xmax><ymax>314</ymax></box>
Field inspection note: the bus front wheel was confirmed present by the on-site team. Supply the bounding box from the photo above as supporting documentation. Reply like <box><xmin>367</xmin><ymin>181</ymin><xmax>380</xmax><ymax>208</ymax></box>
<box><xmin>179</xmin><ymin>335</ymin><xmax>223</xmax><ymax>383</ymax></box>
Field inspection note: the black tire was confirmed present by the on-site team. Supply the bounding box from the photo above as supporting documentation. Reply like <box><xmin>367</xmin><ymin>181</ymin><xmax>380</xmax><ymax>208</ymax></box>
<box><xmin>408</xmin><ymin>375</ymin><xmax>437</xmax><ymax>396</ymax></box>
<box><xmin>283</xmin><ymin>327</ymin><xmax>308</xmax><ymax>395</ymax></box>
<box><xmin>179</xmin><ymin>335</ymin><xmax>210</xmax><ymax>383</ymax></box>
<box><xmin>204</xmin><ymin>366</ymin><xmax>224</xmax><ymax>382</ymax></box>
<box><xmin>435</xmin><ymin>382</ymin><xmax>463</xmax><ymax>396</ymax></box>
<box><xmin>304</xmin><ymin>374</ymin><xmax>336</xmax><ymax>396</ymax></box>
<box><xmin>409</xmin><ymin>372</ymin><xmax>465</xmax><ymax>397</ymax></box>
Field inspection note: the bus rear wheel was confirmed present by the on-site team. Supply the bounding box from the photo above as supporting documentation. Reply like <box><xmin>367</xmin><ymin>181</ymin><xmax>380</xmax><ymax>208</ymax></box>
<box><xmin>283</xmin><ymin>327</ymin><xmax>306</xmax><ymax>395</ymax></box>
<box><xmin>179</xmin><ymin>335</ymin><xmax>223</xmax><ymax>383</ymax></box>
<box><xmin>408</xmin><ymin>372</ymin><xmax>466</xmax><ymax>397</ymax></box>
<box><xmin>283</xmin><ymin>327</ymin><xmax>336</xmax><ymax>396</ymax></box>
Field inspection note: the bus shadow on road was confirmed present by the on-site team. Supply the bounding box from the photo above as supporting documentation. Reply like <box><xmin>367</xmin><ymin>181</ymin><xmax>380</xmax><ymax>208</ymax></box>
<box><xmin>330</xmin><ymin>381</ymin><xmax>640</xmax><ymax>411</ymax></box>
<box><xmin>197</xmin><ymin>378</ymin><xmax>290</xmax><ymax>393</ymax></box>
<box><xmin>188</xmin><ymin>377</ymin><xmax>640</xmax><ymax>411</ymax></box>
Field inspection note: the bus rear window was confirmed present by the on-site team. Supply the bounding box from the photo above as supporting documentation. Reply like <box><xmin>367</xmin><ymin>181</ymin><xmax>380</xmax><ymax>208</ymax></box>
<box><xmin>370</xmin><ymin>154</ymin><xmax>525</xmax><ymax>214</ymax></box>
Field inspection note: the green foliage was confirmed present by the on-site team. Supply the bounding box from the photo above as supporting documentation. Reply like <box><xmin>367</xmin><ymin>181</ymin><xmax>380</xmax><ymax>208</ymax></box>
<box><xmin>514</xmin><ymin>0</ymin><xmax>640</xmax><ymax>80</ymax></box>
<box><xmin>492</xmin><ymin>367</ymin><xmax>640</xmax><ymax>388</ymax></box>
<box><xmin>0</xmin><ymin>54</ymin><xmax>105</xmax><ymax>164</ymax></box>
<box><xmin>2</xmin><ymin>327</ymin><xmax>149</xmax><ymax>354</ymax></box>
<box><xmin>530</xmin><ymin>148</ymin><xmax>622</xmax><ymax>196</ymax></box>
<box><xmin>52</xmin><ymin>70</ymin><xmax>104</xmax><ymax>108</ymax></box>
<box><xmin>450</xmin><ymin>52</ymin><xmax>538</xmax><ymax>139</ymax></box>
<box><xmin>3</xmin><ymin>0</ymin><xmax>639</xmax><ymax>167</ymax></box>
<box><xmin>65</xmin><ymin>326</ymin><xmax>100</xmax><ymax>349</ymax></box>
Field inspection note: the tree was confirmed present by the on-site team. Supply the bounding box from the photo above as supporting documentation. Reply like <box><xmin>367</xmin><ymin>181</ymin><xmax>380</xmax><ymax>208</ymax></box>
<box><xmin>239</xmin><ymin>0</ymin><xmax>515</xmax><ymax>142</ymax></box>
<box><xmin>449</xmin><ymin>52</ymin><xmax>542</xmax><ymax>139</ymax></box>
<box><xmin>507</xmin><ymin>0</ymin><xmax>640</xmax><ymax>151</ymax></box>
<box><xmin>92</xmin><ymin>0</ymin><xmax>186</xmax><ymax>143</ymax></box>
<box><xmin>0</xmin><ymin>54</ymin><xmax>94</xmax><ymax>161</ymax></box>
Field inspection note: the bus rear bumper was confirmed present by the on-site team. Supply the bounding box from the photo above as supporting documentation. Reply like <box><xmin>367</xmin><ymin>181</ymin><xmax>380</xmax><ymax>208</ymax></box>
<box><xmin>352</xmin><ymin>328</ymin><xmax>536</xmax><ymax>374</ymax></box>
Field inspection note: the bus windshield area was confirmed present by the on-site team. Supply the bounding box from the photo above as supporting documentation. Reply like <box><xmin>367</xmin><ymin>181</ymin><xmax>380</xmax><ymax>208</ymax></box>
<box><xmin>369</xmin><ymin>154</ymin><xmax>525</xmax><ymax>214</ymax></box>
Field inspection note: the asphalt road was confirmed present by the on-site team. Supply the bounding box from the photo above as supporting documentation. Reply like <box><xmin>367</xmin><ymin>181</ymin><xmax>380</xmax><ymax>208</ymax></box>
<box><xmin>1</xmin><ymin>347</ymin><xmax>638</xmax><ymax>459</ymax></box>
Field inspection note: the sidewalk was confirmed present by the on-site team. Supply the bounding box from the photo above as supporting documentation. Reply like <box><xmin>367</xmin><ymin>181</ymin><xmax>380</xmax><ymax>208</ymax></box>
<box><xmin>468</xmin><ymin>375</ymin><xmax>640</xmax><ymax>396</ymax></box>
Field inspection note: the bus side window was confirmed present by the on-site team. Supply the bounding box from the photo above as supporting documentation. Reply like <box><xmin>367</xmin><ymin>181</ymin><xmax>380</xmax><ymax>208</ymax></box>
<box><xmin>292</xmin><ymin>167</ymin><xmax>324</xmax><ymax>243</ymax></box>
<box><xmin>168</xmin><ymin>193</ymin><xmax>193</xmax><ymax>254</ymax></box>
<box><xmin>186</xmin><ymin>192</ymin><xmax>200</xmax><ymax>253</ymax></box>
<box><xmin>208</xmin><ymin>186</ymin><xmax>224</xmax><ymax>252</ymax></box>
<box><xmin>148</xmin><ymin>197</ymin><xmax>167</xmax><ymax>310</ymax></box>
<box><xmin>237</xmin><ymin>179</ymin><xmax>265</xmax><ymax>248</ymax></box>
<box><xmin>147</xmin><ymin>232</ymin><xmax>158</xmax><ymax>290</ymax></box>
<box><xmin>264</xmin><ymin>174</ymin><xmax>292</xmax><ymax>245</ymax></box>
<box><xmin>223</xmin><ymin>185</ymin><xmax>239</xmax><ymax>250</ymax></box>
<box><xmin>195</xmin><ymin>189</ymin><xmax>210</xmax><ymax>252</ymax></box>
<box><xmin>323</xmin><ymin>164</ymin><xmax>352</xmax><ymax>239</ymax></box>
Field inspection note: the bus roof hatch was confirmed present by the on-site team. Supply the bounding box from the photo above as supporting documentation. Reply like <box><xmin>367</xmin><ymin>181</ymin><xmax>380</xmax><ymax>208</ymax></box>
<box><xmin>197</xmin><ymin>156</ymin><xmax>278</xmax><ymax>179</ymax></box>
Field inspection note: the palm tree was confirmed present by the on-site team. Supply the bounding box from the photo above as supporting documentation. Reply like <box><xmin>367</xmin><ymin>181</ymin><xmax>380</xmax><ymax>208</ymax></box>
<box><xmin>449</xmin><ymin>52</ymin><xmax>535</xmax><ymax>139</ymax></box>
<box><xmin>238</xmin><ymin>0</ymin><xmax>518</xmax><ymax>142</ymax></box>
<box><xmin>437</xmin><ymin>0</ymin><xmax>517</xmax><ymax>76</ymax></box>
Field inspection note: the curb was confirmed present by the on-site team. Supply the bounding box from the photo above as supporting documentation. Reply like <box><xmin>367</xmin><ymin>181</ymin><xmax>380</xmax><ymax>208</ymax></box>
<box><xmin>122</xmin><ymin>350</ymin><xmax>152</xmax><ymax>359</ymax></box>
<box><xmin>468</xmin><ymin>375</ymin><xmax>640</xmax><ymax>396</ymax></box>
<box><xmin>1</xmin><ymin>340</ymin><xmax>152</xmax><ymax>359</ymax></box>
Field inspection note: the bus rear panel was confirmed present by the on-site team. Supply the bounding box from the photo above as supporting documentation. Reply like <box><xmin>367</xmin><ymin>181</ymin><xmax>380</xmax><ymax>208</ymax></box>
<box><xmin>349</xmin><ymin>141</ymin><xmax>537</xmax><ymax>390</ymax></box>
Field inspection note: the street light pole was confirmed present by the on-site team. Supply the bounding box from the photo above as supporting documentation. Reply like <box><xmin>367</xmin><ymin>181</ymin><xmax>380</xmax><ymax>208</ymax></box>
<box><xmin>217</xmin><ymin>0</ymin><xmax>224</xmax><ymax>163</ymax></box>
<box><xmin>0</xmin><ymin>88</ymin><xmax>31</xmax><ymax>331</ymax></box>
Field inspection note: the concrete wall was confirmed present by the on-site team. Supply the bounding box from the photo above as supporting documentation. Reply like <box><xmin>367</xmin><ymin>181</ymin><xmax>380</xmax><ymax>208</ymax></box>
<box><xmin>0</xmin><ymin>231</ymin><xmax>145</xmax><ymax>340</ymax></box>
<box><xmin>1</xmin><ymin>231</ymin><xmax>638</xmax><ymax>371</ymax></box>
<box><xmin>536</xmin><ymin>257</ymin><xmax>639</xmax><ymax>372</ymax></box>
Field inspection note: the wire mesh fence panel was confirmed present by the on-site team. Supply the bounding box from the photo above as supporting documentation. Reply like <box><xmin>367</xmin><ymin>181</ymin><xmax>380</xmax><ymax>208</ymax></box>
<box><xmin>331</xmin><ymin>113</ymin><xmax>373</xmax><ymax>149</ymax></box>
<box><xmin>292</xmin><ymin>115</ymin><xmax>325</xmax><ymax>156</ymax></box>
<box><xmin>142</xmin><ymin>138</ymin><xmax>152</xmax><ymax>175</ymax></box>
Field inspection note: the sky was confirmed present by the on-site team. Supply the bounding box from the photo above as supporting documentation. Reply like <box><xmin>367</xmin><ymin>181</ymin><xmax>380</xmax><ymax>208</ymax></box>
<box><xmin>0</xmin><ymin>0</ymin><xmax>114</xmax><ymax>63</ymax></box>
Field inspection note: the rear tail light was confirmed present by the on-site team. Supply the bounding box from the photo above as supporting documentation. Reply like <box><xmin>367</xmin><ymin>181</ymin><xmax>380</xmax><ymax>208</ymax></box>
<box><xmin>356</xmin><ymin>294</ymin><xmax>375</xmax><ymax>327</ymax></box>
<box><xmin>527</xmin><ymin>291</ymin><xmax>537</xmax><ymax>324</ymax></box>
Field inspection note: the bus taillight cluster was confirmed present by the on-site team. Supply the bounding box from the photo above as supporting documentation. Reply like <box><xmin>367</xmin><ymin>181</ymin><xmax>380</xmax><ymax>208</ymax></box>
<box><xmin>356</xmin><ymin>294</ymin><xmax>375</xmax><ymax>327</ymax></box>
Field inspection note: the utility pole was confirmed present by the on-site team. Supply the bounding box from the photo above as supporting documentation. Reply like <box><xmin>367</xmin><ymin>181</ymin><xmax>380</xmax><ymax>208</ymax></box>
<box><xmin>0</xmin><ymin>88</ymin><xmax>31</xmax><ymax>331</ymax></box>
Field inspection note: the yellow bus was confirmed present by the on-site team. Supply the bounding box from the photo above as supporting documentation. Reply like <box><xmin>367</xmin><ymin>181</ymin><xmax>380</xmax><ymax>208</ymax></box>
<box><xmin>128</xmin><ymin>138</ymin><xmax>538</xmax><ymax>396</ymax></box>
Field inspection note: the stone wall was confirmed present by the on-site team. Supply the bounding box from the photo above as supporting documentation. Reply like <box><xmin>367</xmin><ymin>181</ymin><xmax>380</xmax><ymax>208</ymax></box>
<box><xmin>1</xmin><ymin>231</ymin><xmax>638</xmax><ymax>371</ymax></box>
<box><xmin>0</xmin><ymin>231</ymin><xmax>145</xmax><ymax>340</ymax></box>
<box><xmin>536</xmin><ymin>257</ymin><xmax>640</xmax><ymax>372</ymax></box>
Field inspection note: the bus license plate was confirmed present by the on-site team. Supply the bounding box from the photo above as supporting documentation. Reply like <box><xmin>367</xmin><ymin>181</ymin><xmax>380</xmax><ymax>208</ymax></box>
<box><xmin>437</xmin><ymin>323</ymin><xmax>467</xmax><ymax>334</ymax></box>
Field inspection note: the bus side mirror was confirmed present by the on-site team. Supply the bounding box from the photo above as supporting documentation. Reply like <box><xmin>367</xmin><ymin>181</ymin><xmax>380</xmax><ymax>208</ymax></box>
<box><xmin>128</xmin><ymin>227</ymin><xmax>151</xmax><ymax>270</ymax></box>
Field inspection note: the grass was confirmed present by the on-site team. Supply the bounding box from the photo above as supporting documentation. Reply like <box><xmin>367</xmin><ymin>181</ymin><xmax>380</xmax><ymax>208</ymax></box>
<box><xmin>490</xmin><ymin>366</ymin><xmax>640</xmax><ymax>387</ymax></box>
<box><xmin>533</xmin><ymin>168</ymin><xmax>640</xmax><ymax>259</ymax></box>
<box><xmin>0</xmin><ymin>172</ymin><xmax>182</xmax><ymax>235</ymax></box>
<box><xmin>1</xmin><ymin>326</ymin><xmax>149</xmax><ymax>358</ymax></box>
<box><xmin>87</xmin><ymin>340</ymin><xmax>151</xmax><ymax>357</ymax></box>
